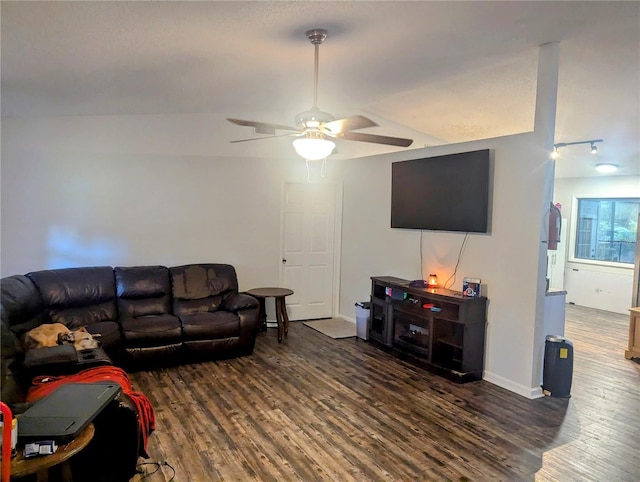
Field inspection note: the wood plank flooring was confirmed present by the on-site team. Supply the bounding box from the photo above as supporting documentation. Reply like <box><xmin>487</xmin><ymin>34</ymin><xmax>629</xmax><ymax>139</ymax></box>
<box><xmin>129</xmin><ymin>305</ymin><xmax>640</xmax><ymax>481</ymax></box>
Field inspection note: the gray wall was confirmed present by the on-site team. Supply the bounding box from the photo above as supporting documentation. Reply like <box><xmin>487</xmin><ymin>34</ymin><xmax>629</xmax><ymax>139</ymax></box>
<box><xmin>0</xmin><ymin>45</ymin><xmax>560</xmax><ymax>397</ymax></box>
<box><xmin>340</xmin><ymin>134</ymin><xmax>553</xmax><ymax>397</ymax></box>
<box><xmin>1</xmin><ymin>114</ymin><xmax>552</xmax><ymax>398</ymax></box>
<box><xmin>0</xmin><ymin>114</ymin><xmax>307</xmax><ymax>290</ymax></box>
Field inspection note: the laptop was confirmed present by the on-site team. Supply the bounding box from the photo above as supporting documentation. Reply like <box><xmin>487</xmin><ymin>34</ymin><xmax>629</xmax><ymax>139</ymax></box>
<box><xmin>18</xmin><ymin>382</ymin><xmax>121</xmax><ymax>444</ymax></box>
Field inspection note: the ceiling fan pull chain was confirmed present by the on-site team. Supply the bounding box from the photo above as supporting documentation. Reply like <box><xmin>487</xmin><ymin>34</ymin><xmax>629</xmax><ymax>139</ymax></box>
<box><xmin>321</xmin><ymin>157</ymin><xmax>327</xmax><ymax>178</ymax></box>
<box><xmin>306</xmin><ymin>159</ymin><xmax>311</xmax><ymax>182</ymax></box>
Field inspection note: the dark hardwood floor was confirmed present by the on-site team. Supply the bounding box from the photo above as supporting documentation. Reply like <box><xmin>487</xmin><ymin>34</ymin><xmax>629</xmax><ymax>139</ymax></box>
<box><xmin>129</xmin><ymin>305</ymin><xmax>640</xmax><ymax>481</ymax></box>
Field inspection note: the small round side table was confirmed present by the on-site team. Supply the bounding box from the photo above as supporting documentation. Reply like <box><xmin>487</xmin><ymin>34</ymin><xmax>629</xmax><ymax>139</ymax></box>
<box><xmin>246</xmin><ymin>287</ymin><xmax>294</xmax><ymax>343</ymax></box>
<box><xmin>1</xmin><ymin>422</ymin><xmax>95</xmax><ymax>482</ymax></box>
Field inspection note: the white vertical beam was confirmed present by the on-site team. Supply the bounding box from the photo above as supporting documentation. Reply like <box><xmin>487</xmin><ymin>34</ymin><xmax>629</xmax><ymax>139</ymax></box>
<box><xmin>534</xmin><ymin>42</ymin><xmax>560</xmax><ymax>146</ymax></box>
<box><xmin>531</xmin><ymin>42</ymin><xmax>561</xmax><ymax>393</ymax></box>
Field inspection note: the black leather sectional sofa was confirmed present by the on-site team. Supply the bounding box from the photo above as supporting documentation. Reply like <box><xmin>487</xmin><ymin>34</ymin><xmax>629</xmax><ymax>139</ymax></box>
<box><xmin>3</xmin><ymin>263</ymin><xmax>259</xmax><ymax>365</ymax></box>
<box><xmin>0</xmin><ymin>263</ymin><xmax>259</xmax><ymax>481</ymax></box>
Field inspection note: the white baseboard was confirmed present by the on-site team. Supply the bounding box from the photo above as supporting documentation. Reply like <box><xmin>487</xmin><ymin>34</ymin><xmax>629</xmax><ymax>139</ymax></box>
<box><xmin>339</xmin><ymin>312</ymin><xmax>542</xmax><ymax>400</ymax></box>
<box><xmin>483</xmin><ymin>371</ymin><xmax>545</xmax><ymax>399</ymax></box>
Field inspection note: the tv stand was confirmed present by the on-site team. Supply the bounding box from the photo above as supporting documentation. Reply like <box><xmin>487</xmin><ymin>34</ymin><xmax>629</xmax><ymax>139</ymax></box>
<box><xmin>369</xmin><ymin>276</ymin><xmax>487</xmax><ymax>383</ymax></box>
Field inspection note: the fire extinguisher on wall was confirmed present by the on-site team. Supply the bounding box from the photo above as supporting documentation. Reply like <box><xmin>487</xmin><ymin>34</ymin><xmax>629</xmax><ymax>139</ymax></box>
<box><xmin>548</xmin><ymin>202</ymin><xmax>562</xmax><ymax>250</ymax></box>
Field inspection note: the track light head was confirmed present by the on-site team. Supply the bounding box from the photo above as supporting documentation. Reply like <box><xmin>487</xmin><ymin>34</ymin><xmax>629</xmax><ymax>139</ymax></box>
<box><xmin>590</xmin><ymin>142</ymin><xmax>598</xmax><ymax>154</ymax></box>
<box><xmin>550</xmin><ymin>146</ymin><xmax>559</xmax><ymax>159</ymax></box>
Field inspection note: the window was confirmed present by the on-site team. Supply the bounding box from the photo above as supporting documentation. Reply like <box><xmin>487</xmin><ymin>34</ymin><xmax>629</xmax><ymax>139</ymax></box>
<box><xmin>574</xmin><ymin>198</ymin><xmax>639</xmax><ymax>264</ymax></box>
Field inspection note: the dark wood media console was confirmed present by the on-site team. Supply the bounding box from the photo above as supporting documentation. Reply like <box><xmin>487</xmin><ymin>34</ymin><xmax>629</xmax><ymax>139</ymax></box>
<box><xmin>369</xmin><ymin>276</ymin><xmax>487</xmax><ymax>382</ymax></box>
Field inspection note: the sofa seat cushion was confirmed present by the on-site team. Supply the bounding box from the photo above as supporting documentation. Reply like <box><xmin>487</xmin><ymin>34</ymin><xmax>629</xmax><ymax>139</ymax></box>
<box><xmin>180</xmin><ymin>311</ymin><xmax>239</xmax><ymax>341</ymax></box>
<box><xmin>85</xmin><ymin>321</ymin><xmax>122</xmax><ymax>351</ymax></box>
<box><xmin>120</xmin><ymin>315</ymin><xmax>182</xmax><ymax>346</ymax></box>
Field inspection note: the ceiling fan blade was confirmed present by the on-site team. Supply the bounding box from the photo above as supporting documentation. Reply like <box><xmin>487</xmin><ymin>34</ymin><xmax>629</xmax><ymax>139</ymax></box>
<box><xmin>230</xmin><ymin>132</ymin><xmax>301</xmax><ymax>143</ymax></box>
<box><xmin>336</xmin><ymin>131</ymin><xmax>414</xmax><ymax>147</ymax></box>
<box><xmin>323</xmin><ymin>115</ymin><xmax>378</xmax><ymax>134</ymax></box>
<box><xmin>227</xmin><ymin>118</ymin><xmax>300</xmax><ymax>135</ymax></box>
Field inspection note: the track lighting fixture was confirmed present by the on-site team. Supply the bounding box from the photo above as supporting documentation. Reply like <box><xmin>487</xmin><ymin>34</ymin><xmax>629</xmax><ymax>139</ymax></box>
<box><xmin>551</xmin><ymin>138</ymin><xmax>603</xmax><ymax>159</ymax></box>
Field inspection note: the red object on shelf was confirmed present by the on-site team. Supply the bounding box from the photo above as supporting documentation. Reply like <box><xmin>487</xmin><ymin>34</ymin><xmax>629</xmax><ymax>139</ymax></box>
<box><xmin>423</xmin><ymin>303</ymin><xmax>435</xmax><ymax>309</ymax></box>
<box><xmin>1</xmin><ymin>401</ymin><xmax>12</xmax><ymax>482</ymax></box>
<box><xmin>548</xmin><ymin>202</ymin><xmax>561</xmax><ymax>250</ymax></box>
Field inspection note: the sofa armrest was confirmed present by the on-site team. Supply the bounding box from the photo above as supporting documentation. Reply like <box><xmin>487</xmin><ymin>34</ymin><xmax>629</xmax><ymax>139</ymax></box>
<box><xmin>222</xmin><ymin>293</ymin><xmax>259</xmax><ymax>312</ymax></box>
<box><xmin>23</xmin><ymin>345</ymin><xmax>78</xmax><ymax>371</ymax></box>
<box><xmin>22</xmin><ymin>346</ymin><xmax>114</xmax><ymax>379</ymax></box>
<box><xmin>227</xmin><ymin>294</ymin><xmax>260</xmax><ymax>355</ymax></box>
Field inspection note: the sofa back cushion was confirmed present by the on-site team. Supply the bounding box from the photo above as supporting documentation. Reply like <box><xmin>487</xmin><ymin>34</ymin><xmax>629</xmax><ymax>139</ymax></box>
<box><xmin>170</xmin><ymin>264</ymin><xmax>238</xmax><ymax>316</ymax></box>
<box><xmin>27</xmin><ymin>267</ymin><xmax>117</xmax><ymax>329</ymax></box>
<box><xmin>0</xmin><ymin>275</ymin><xmax>48</xmax><ymax>338</ymax></box>
<box><xmin>115</xmin><ymin>266</ymin><xmax>172</xmax><ymax>318</ymax></box>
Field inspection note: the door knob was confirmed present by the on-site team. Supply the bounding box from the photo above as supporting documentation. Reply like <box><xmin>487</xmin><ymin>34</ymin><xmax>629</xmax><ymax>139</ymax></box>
<box><xmin>282</xmin><ymin>258</ymin><xmax>287</xmax><ymax>263</ymax></box>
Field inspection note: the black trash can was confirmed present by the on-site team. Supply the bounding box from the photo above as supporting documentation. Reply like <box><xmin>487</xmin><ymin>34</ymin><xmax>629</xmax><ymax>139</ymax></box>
<box><xmin>542</xmin><ymin>335</ymin><xmax>573</xmax><ymax>398</ymax></box>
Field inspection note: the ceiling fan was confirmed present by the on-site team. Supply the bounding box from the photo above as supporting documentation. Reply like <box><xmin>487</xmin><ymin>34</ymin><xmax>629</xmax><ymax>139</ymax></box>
<box><xmin>227</xmin><ymin>28</ymin><xmax>413</xmax><ymax>160</ymax></box>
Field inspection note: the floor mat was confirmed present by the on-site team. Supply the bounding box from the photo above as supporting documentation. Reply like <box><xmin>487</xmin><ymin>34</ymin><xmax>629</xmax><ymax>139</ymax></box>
<box><xmin>303</xmin><ymin>318</ymin><xmax>356</xmax><ymax>339</ymax></box>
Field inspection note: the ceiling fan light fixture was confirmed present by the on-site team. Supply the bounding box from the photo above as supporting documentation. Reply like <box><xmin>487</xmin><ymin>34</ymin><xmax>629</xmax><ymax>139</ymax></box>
<box><xmin>227</xmin><ymin>27</ymin><xmax>413</xmax><ymax>155</ymax></box>
<box><xmin>595</xmin><ymin>163</ymin><xmax>619</xmax><ymax>173</ymax></box>
<box><xmin>292</xmin><ymin>137</ymin><xmax>335</xmax><ymax>161</ymax></box>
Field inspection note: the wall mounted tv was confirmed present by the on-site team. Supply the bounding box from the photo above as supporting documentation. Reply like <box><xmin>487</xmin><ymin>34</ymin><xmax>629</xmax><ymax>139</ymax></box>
<box><xmin>391</xmin><ymin>149</ymin><xmax>492</xmax><ymax>233</ymax></box>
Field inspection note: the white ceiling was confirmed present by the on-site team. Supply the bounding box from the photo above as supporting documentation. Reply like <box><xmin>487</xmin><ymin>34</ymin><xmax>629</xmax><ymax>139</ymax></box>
<box><xmin>2</xmin><ymin>1</ymin><xmax>639</xmax><ymax>179</ymax></box>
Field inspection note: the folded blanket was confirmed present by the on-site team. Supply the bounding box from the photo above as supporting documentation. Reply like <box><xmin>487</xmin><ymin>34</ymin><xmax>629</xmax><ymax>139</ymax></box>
<box><xmin>26</xmin><ymin>366</ymin><xmax>155</xmax><ymax>457</ymax></box>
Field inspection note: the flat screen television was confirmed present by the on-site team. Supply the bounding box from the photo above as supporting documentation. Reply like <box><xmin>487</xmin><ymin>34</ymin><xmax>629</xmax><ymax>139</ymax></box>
<box><xmin>391</xmin><ymin>149</ymin><xmax>491</xmax><ymax>233</ymax></box>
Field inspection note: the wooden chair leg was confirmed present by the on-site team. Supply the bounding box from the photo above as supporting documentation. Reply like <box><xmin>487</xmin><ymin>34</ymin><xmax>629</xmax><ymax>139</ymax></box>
<box><xmin>280</xmin><ymin>297</ymin><xmax>290</xmax><ymax>337</ymax></box>
<box><xmin>274</xmin><ymin>296</ymin><xmax>290</xmax><ymax>341</ymax></box>
<box><xmin>59</xmin><ymin>460</ymin><xmax>73</xmax><ymax>482</ymax></box>
<box><xmin>35</xmin><ymin>469</ymin><xmax>49</xmax><ymax>482</ymax></box>
<box><xmin>275</xmin><ymin>297</ymin><xmax>284</xmax><ymax>343</ymax></box>
<box><xmin>257</xmin><ymin>298</ymin><xmax>267</xmax><ymax>332</ymax></box>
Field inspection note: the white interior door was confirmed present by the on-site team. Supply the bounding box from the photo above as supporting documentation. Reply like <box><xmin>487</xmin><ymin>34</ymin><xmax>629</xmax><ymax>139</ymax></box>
<box><xmin>281</xmin><ymin>182</ymin><xmax>336</xmax><ymax>321</ymax></box>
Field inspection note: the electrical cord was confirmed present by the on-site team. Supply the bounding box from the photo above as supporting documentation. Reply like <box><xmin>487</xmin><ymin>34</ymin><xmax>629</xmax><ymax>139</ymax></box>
<box><xmin>444</xmin><ymin>232</ymin><xmax>470</xmax><ymax>289</ymax></box>
<box><xmin>136</xmin><ymin>461</ymin><xmax>176</xmax><ymax>481</ymax></box>
<box><xmin>420</xmin><ymin>230</ymin><xmax>424</xmax><ymax>280</ymax></box>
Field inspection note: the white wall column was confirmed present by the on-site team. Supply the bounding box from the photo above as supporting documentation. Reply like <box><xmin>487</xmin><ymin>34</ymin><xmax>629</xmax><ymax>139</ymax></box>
<box><xmin>531</xmin><ymin>42</ymin><xmax>561</xmax><ymax>393</ymax></box>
